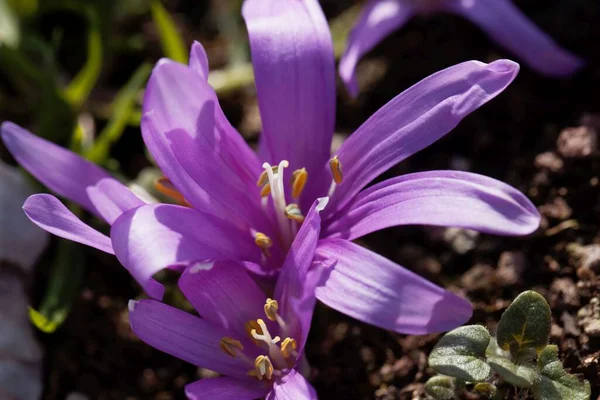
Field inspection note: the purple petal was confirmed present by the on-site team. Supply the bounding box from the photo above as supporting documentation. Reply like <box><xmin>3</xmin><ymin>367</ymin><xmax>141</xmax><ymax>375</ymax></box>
<box><xmin>186</xmin><ymin>377</ymin><xmax>269</xmax><ymax>400</ymax></box>
<box><xmin>242</xmin><ymin>0</ymin><xmax>335</xmax><ymax>201</ymax></box>
<box><xmin>128</xmin><ymin>299</ymin><xmax>249</xmax><ymax>379</ymax></box>
<box><xmin>267</xmin><ymin>370</ymin><xmax>318</xmax><ymax>400</ymax></box>
<box><xmin>178</xmin><ymin>260</ymin><xmax>268</xmax><ymax>340</ymax></box>
<box><xmin>1</xmin><ymin>122</ymin><xmax>111</xmax><ymax>218</ymax></box>
<box><xmin>339</xmin><ymin>0</ymin><xmax>414</xmax><ymax>97</ymax></box>
<box><xmin>189</xmin><ymin>41</ymin><xmax>210</xmax><ymax>80</ymax></box>
<box><xmin>315</xmin><ymin>239</ymin><xmax>473</xmax><ymax>334</ymax></box>
<box><xmin>324</xmin><ymin>170</ymin><xmax>540</xmax><ymax>239</ymax></box>
<box><xmin>23</xmin><ymin>194</ymin><xmax>114</xmax><ymax>254</ymax></box>
<box><xmin>167</xmin><ymin>130</ymin><xmax>274</xmax><ymax>237</ymax></box>
<box><xmin>446</xmin><ymin>0</ymin><xmax>584</xmax><ymax>77</ymax></box>
<box><xmin>328</xmin><ymin>59</ymin><xmax>519</xmax><ymax>215</ymax></box>
<box><xmin>110</xmin><ymin>204</ymin><xmax>260</xmax><ymax>299</ymax></box>
<box><xmin>274</xmin><ymin>198</ymin><xmax>328</xmax><ymax>350</ymax></box>
<box><xmin>86</xmin><ymin>178</ymin><xmax>146</xmax><ymax>225</ymax></box>
<box><xmin>142</xmin><ymin>59</ymin><xmax>261</xmax><ymax>214</ymax></box>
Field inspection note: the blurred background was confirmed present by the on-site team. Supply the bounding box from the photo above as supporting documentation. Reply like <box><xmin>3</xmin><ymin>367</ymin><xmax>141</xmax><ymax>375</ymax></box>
<box><xmin>0</xmin><ymin>0</ymin><xmax>599</xmax><ymax>398</ymax></box>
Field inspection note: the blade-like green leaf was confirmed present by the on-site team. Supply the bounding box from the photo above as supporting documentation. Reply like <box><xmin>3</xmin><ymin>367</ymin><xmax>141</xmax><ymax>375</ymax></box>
<box><xmin>63</xmin><ymin>7</ymin><xmax>102</xmax><ymax>109</ymax></box>
<box><xmin>532</xmin><ymin>345</ymin><xmax>591</xmax><ymax>400</ymax></box>
<box><xmin>0</xmin><ymin>0</ymin><xmax>20</xmax><ymax>47</ymax></box>
<box><xmin>497</xmin><ymin>291</ymin><xmax>551</xmax><ymax>358</ymax></box>
<box><xmin>150</xmin><ymin>0</ymin><xmax>187</xmax><ymax>63</ymax></box>
<box><xmin>429</xmin><ymin>325</ymin><xmax>492</xmax><ymax>382</ymax></box>
<box><xmin>84</xmin><ymin>62</ymin><xmax>151</xmax><ymax>163</ymax></box>
<box><xmin>29</xmin><ymin>227</ymin><xmax>85</xmax><ymax>333</ymax></box>
<box><xmin>424</xmin><ymin>376</ymin><xmax>455</xmax><ymax>400</ymax></box>
<box><xmin>488</xmin><ymin>356</ymin><xmax>540</xmax><ymax>388</ymax></box>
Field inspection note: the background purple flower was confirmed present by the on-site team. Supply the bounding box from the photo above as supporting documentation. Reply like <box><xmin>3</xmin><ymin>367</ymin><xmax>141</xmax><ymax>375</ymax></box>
<box><xmin>340</xmin><ymin>0</ymin><xmax>585</xmax><ymax>96</ymax></box>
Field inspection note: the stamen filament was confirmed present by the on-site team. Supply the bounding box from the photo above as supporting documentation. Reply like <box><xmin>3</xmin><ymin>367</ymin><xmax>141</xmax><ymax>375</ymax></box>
<box><xmin>263</xmin><ymin>161</ymin><xmax>292</xmax><ymax>247</ymax></box>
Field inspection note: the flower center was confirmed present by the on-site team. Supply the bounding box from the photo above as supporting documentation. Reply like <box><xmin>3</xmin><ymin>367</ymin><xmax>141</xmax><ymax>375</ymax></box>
<box><xmin>218</xmin><ymin>298</ymin><xmax>299</xmax><ymax>381</ymax></box>
<box><xmin>255</xmin><ymin>157</ymin><xmax>343</xmax><ymax>252</ymax></box>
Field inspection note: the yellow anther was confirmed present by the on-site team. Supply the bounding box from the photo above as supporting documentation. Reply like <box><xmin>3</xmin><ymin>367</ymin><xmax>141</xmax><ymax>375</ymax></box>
<box><xmin>254</xmin><ymin>232</ymin><xmax>273</xmax><ymax>258</ymax></box>
<box><xmin>284</xmin><ymin>204</ymin><xmax>305</xmax><ymax>223</ymax></box>
<box><xmin>291</xmin><ymin>168</ymin><xmax>308</xmax><ymax>199</ymax></box>
<box><xmin>280</xmin><ymin>337</ymin><xmax>297</xmax><ymax>358</ymax></box>
<box><xmin>219</xmin><ymin>337</ymin><xmax>244</xmax><ymax>357</ymax></box>
<box><xmin>245</xmin><ymin>320</ymin><xmax>263</xmax><ymax>340</ymax></box>
<box><xmin>264</xmin><ymin>298</ymin><xmax>279</xmax><ymax>321</ymax></box>
<box><xmin>155</xmin><ymin>177</ymin><xmax>189</xmax><ymax>206</ymax></box>
<box><xmin>260</xmin><ymin>183</ymin><xmax>271</xmax><ymax>198</ymax></box>
<box><xmin>329</xmin><ymin>156</ymin><xmax>343</xmax><ymax>184</ymax></box>
<box><xmin>257</xmin><ymin>166</ymin><xmax>278</xmax><ymax>187</ymax></box>
<box><xmin>253</xmin><ymin>355</ymin><xmax>274</xmax><ymax>380</ymax></box>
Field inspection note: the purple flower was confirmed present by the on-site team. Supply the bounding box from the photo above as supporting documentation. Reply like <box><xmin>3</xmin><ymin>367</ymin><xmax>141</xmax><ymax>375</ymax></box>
<box><xmin>129</xmin><ymin>200</ymin><xmax>325</xmax><ymax>399</ymax></box>
<box><xmin>1</xmin><ymin>0</ymin><xmax>540</xmax><ymax>334</ymax></box>
<box><xmin>340</xmin><ymin>0</ymin><xmax>585</xmax><ymax>96</ymax></box>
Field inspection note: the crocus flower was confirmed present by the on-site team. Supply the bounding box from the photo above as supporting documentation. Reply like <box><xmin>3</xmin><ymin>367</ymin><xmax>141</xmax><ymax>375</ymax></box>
<box><xmin>1</xmin><ymin>0</ymin><xmax>540</xmax><ymax>335</ymax></box>
<box><xmin>129</xmin><ymin>199</ymin><xmax>325</xmax><ymax>399</ymax></box>
<box><xmin>340</xmin><ymin>0</ymin><xmax>585</xmax><ymax>96</ymax></box>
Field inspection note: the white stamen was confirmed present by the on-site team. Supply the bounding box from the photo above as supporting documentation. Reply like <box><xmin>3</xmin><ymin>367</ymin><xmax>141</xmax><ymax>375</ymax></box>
<box><xmin>262</xmin><ymin>161</ymin><xmax>292</xmax><ymax>246</ymax></box>
<box><xmin>327</xmin><ymin>180</ymin><xmax>337</xmax><ymax>197</ymax></box>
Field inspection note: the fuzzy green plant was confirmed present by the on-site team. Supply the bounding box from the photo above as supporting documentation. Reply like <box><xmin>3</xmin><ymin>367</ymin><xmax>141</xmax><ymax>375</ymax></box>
<box><xmin>424</xmin><ymin>291</ymin><xmax>591</xmax><ymax>400</ymax></box>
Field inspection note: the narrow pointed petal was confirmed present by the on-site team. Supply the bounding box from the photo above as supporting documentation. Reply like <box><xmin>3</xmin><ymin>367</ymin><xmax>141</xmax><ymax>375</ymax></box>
<box><xmin>242</xmin><ymin>0</ymin><xmax>335</xmax><ymax>194</ymax></box>
<box><xmin>86</xmin><ymin>178</ymin><xmax>146</xmax><ymax>225</ymax></box>
<box><xmin>274</xmin><ymin>198</ymin><xmax>328</xmax><ymax>350</ymax></box>
<box><xmin>110</xmin><ymin>204</ymin><xmax>259</xmax><ymax>299</ymax></box>
<box><xmin>1</xmin><ymin>122</ymin><xmax>110</xmax><ymax>218</ymax></box>
<box><xmin>447</xmin><ymin>0</ymin><xmax>584</xmax><ymax>77</ymax></box>
<box><xmin>23</xmin><ymin>194</ymin><xmax>114</xmax><ymax>254</ymax></box>
<box><xmin>186</xmin><ymin>377</ymin><xmax>269</xmax><ymax>400</ymax></box>
<box><xmin>266</xmin><ymin>370</ymin><xmax>318</xmax><ymax>400</ymax></box>
<box><xmin>324</xmin><ymin>170</ymin><xmax>540</xmax><ymax>239</ymax></box>
<box><xmin>328</xmin><ymin>59</ymin><xmax>519</xmax><ymax>214</ymax></box>
<box><xmin>189</xmin><ymin>41</ymin><xmax>209</xmax><ymax>80</ymax></box>
<box><xmin>179</xmin><ymin>260</ymin><xmax>267</xmax><ymax>340</ymax></box>
<box><xmin>128</xmin><ymin>299</ymin><xmax>249</xmax><ymax>379</ymax></box>
<box><xmin>167</xmin><ymin>130</ymin><xmax>272</xmax><ymax>235</ymax></box>
<box><xmin>142</xmin><ymin>59</ymin><xmax>261</xmax><ymax>216</ymax></box>
<box><xmin>315</xmin><ymin>239</ymin><xmax>473</xmax><ymax>334</ymax></box>
<box><xmin>339</xmin><ymin>0</ymin><xmax>414</xmax><ymax>97</ymax></box>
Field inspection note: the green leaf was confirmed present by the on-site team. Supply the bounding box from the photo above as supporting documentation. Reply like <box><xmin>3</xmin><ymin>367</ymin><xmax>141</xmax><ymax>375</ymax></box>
<box><xmin>429</xmin><ymin>325</ymin><xmax>492</xmax><ymax>382</ymax></box>
<box><xmin>29</xmin><ymin>232</ymin><xmax>85</xmax><ymax>333</ymax></box>
<box><xmin>497</xmin><ymin>291</ymin><xmax>551</xmax><ymax>358</ymax></box>
<box><xmin>7</xmin><ymin>0</ymin><xmax>37</xmax><ymax>17</ymax></box>
<box><xmin>0</xmin><ymin>0</ymin><xmax>20</xmax><ymax>47</ymax></box>
<box><xmin>63</xmin><ymin>7</ymin><xmax>102</xmax><ymax>109</ymax></box>
<box><xmin>488</xmin><ymin>356</ymin><xmax>540</xmax><ymax>388</ymax></box>
<box><xmin>150</xmin><ymin>0</ymin><xmax>187</xmax><ymax>63</ymax></box>
<box><xmin>84</xmin><ymin>62</ymin><xmax>151</xmax><ymax>163</ymax></box>
<box><xmin>424</xmin><ymin>376</ymin><xmax>456</xmax><ymax>400</ymax></box>
<box><xmin>532</xmin><ymin>345</ymin><xmax>591</xmax><ymax>400</ymax></box>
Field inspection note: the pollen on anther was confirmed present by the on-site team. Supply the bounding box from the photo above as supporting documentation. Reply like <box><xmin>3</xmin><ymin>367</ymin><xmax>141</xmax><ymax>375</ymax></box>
<box><xmin>254</xmin><ymin>232</ymin><xmax>273</xmax><ymax>257</ymax></box>
<box><xmin>284</xmin><ymin>204</ymin><xmax>305</xmax><ymax>223</ymax></box>
<box><xmin>219</xmin><ymin>337</ymin><xmax>244</xmax><ymax>357</ymax></box>
<box><xmin>280</xmin><ymin>337</ymin><xmax>297</xmax><ymax>358</ymax></box>
<box><xmin>291</xmin><ymin>168</ymin><xmax>308</xmax><ymax>199</ymax></box>
<box><xmin>329</xmin><ymin>156</ymin><xmax>343</xmax><ymax>184</ymax></box>
<box><xmin>264</xmin><ymin>298</ymin><xmax>279</xmax><ymax>321</ymax></box>
<box><xmin>253</xmin><ymin>355</ymin><xmax>274</xmax><ymax>380</ymax></box>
